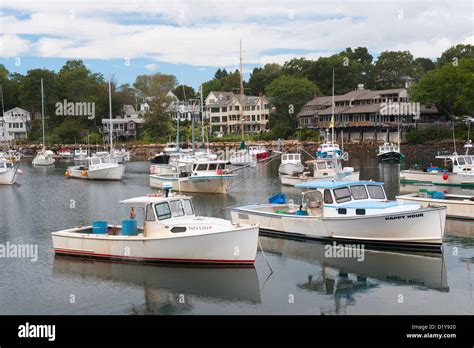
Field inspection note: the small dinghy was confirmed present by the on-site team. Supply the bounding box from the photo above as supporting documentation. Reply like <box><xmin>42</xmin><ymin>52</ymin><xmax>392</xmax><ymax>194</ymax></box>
<box><xmin>51</xmin><ymin>186</ymin><xmax>259</xmax><ymax>264</ymax></box>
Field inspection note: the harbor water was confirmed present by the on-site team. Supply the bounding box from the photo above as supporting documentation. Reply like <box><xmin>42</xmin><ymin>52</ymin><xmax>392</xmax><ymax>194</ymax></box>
<box><xmin>0</xmin><ymin>156</ymin><xmax>473</xmax><ymax>315</ymax></box>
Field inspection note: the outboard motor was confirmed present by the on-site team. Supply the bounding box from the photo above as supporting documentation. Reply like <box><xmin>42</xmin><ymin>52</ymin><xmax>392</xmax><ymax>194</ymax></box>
<box><xmin>163</xmin><ymin>182</ymin><xmax>173</xmax><ymax>197</ymax></box>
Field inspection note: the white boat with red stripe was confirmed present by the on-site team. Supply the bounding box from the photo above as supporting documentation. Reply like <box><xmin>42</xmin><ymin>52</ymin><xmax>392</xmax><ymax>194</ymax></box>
<box><xmin>51</xmin><ymin>185</ymin><xmax>259</xmax><ymax>265</ymax></box>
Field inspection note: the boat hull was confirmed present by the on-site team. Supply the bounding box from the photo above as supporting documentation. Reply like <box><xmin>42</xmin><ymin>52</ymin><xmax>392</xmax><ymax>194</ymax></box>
<box><xmin>32</xmin><ymin>157</ymin><xmax>55</xmax><ymax>166</ymax></box>
<box><xmin>397</xmin><ymin>193</ymin><xmax>474</xmax><ymax>220</ymax></box>
<box><xmin>231</xmin><ymin>205</ymin><xmax>446</xmax><ymax>249</ymax></box>
<box><xmin>67</xmin><ymin>165</ymin><xmax>124</xmax><ymax>180</ymax></box>
<box><xmin>52</xmin><ymin>225</ymin><xmax>258</xmax><ymax>265</ymax></box>
<box><xmin>278</xmin><ymin>162</ymin><xmax>304</xmax><ymax>176</ymax></box>
<box><xmin>400</xmin><ymin>170</ymin><xmax>474</xmax><ymax>187</ymax></box>
<box><xmin>0</xmin><ymin>168</ymin><xmax>18</xmax><ymax>185</ymax></box>
<box><xmin>377</xmin><ymin>151</ymin><xmax>403</xmax><ymax>163</ymax></box>
<box><xmin>149</xmin><ymin>174</ymin><xmax>235</xmax><ymax>193</ymax></box>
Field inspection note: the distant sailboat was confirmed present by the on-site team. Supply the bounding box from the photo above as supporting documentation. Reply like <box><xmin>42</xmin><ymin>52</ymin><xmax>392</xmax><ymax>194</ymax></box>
<box><xmin>32</xmin><ymin>78</ymin><xmax>55</xmax><ymax>166</ymax></box>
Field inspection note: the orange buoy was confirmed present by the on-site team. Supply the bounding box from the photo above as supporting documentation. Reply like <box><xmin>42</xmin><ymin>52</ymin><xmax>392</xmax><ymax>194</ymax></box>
<box><xmin>81</xmin><ymin>170</ymin><xmax>87</xmax><ymax>177</ymax></box>
<box><xmin>64</xmin><ymin>170</ymin><xmax>69</xmax><ymax>177</ymax></box>
<box><xmin>442</xmin><ymin>173</ymin><xmax>449</xmax><ymax>180</ymax></box>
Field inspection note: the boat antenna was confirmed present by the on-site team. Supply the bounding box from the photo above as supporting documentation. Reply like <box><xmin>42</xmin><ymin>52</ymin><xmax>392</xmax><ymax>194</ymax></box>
<box><xmin>108</xmin><ymin>77</ymin><xmax>113</xmax><ymax>153</ymax></box>
<box><xmin>41</xmin><ymin>78</ymin><xmax>45</xmax><ymax>150</ymax></box>
<box><xmin>239</xmin><ymin>39</ymin><xmax>245</xmax><ymax>142</ymax></box>
<box><xmin>331</xmin><ymin>69</ymin><xmax>335</xmax><ymax>145</ymax></box>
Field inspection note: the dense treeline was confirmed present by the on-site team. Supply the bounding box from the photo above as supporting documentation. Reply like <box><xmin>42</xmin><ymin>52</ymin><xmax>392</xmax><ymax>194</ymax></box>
<box><xmin>0</xmin><ymin>44</ymin><xmax>473</xmax><ymax>144</ymax></box>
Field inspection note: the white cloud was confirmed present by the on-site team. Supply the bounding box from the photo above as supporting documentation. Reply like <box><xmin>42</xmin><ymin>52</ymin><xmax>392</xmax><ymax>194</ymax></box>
<box><xmin>144</xmin><ymin>63</ymin><xmax>159</xmax><ymax>71</ymax></box>
<box><xmin>0</xmin><ymin>0</ymin><xmax>472</xmax><ymax>66</ymax></box>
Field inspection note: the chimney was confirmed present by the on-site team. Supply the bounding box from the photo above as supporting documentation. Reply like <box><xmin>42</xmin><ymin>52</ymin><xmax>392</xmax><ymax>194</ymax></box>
<box><xmin>357</xmin><ymin>84</ymin><xmax>364</xmax><ymax>91</ymax></box>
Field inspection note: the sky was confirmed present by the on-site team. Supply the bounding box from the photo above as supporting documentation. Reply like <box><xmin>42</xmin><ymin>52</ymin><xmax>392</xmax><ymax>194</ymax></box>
<box><xmin>0</xmin><ymin>0</ymin><xmax>473</xmax><ymax>89</ymax></box>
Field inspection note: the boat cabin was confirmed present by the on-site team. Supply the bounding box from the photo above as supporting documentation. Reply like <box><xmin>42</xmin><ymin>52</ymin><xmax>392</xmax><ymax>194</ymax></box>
<box><xmin>120</xmin><ymin>195</ymin><xmax>196</xmax><ymax>236</ymax></box>
<box><xmin>436</xmin><ymin>152</ymin><xmax>474</xmax><ymax>173</ymax></box>
<box><xmin>177</xmin><ymin>160</ymin><xmax>228</xmax><ymax>176</ymax></box>
<box><xmin>0</xmin><ymin>158</ymin><xmax>15</xmax><ymax>169</ymax></box>
<box><xmin>379</xmin><ymin>143</ymin><xmax>400</xmax><ymax>154</ymax></box>
<box><xmin>282</xmin><ymin>153</ymin><xmax>301</xmax><ymax>164</ymax></box>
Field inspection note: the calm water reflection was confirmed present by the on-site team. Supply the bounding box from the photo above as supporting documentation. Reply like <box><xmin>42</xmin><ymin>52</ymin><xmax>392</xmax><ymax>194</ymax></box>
<box><xmin>0</xmin><ymin>156</ymin><xmax>472</xmax><ymax>314</ymax></box>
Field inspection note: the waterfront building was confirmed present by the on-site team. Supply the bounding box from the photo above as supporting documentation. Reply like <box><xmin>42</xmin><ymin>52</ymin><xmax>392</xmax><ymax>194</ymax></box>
<box><xmin>296</xmin><ymin>85</ymin><xmax>442</xmax><ymax>141</ymax></box>
<box><xmin>100</xmin><ymin>105</ymin><xmax>145</xmax><ymax>142</ymax></box>
<box><xmin>205</xmin><ymin>91</ymin><xmax>271</xmax><ymax>136</ymax></box>
<box><xmin>0</xmin><ymin>107</ymin><xmax>32</xmax><ymax>142</ymax></box>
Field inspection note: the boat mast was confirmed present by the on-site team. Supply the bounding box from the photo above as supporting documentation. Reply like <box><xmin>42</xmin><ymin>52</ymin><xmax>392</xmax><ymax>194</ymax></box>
<box><xmin>239</xmin><ymin>40</ymin><xmax>245</xmax><ymax>141</ymax></box>
<box><xmin>108</xmin><ymin>78</ymin><xmax>113</xmax><ymax>153</ymax></box>
<box><xmin>200</xmin><ymin>84</ymin><xmax>205</xmax><ymax>148</ymax></box>
<box><xmin>41</xmin><ymin>78</ymin><xmax>45</xmax><ymax>150</ymax></box>
<box><xmin>331</xmin><ymin>69</ymin><xmax>335</xmax><ymax>145</ymax></box>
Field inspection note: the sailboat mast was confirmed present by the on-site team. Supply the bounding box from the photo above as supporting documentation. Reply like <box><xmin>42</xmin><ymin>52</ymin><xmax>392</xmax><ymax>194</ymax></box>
<box><xmin>41</xmin><ymin>78</ymin><xmax>45</xmax><ymax>149</ymax></box>
<box><xmin>239</xmin><ymin>40</ymin><xmax>244</xmax><ymax>140</ymax></box>
<box><xmin>331</xmin><ymin>69</ymin><xmax>335</xmax><ymax>144</ymax></box>
<box><xmin>108</xmin><ymin>78</ymin><xmax>113</xmax><ymax>153</ymax></box>
<box><xmin>200</xmin><ymin>84</ymin><xmax>205</xmax><ymax>146</ymax></box>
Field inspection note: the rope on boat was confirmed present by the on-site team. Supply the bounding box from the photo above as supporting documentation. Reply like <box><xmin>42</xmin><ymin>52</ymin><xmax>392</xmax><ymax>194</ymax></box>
<box><xmin>226</xmin><ymin>153</ymin><xmax>281</xmax><ymax>192</ymax></box>
<box><xmin>258</xmin><ymin>238</ymin><xmax>273</xmax><ymax>274</ymax></box>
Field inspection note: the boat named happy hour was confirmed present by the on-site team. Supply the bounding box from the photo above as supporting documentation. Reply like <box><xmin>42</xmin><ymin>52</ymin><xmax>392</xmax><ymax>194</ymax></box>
<box><xmin>231</xmin><ymin>180</ymin><xmax>446</xmax><ymax>249</ymax></box>
<box><xmin>51</xmin><ymin>187</ymin><xmax>259</xmax><ymax>264</ymax></box>
<box><xmin>397</xmin><ymin>188</ymin><xmax>474</xmax><ymax>220</ymax></box>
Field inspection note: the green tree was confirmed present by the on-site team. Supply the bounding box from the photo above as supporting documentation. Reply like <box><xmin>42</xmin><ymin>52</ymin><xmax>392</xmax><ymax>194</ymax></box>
<box><xmin>413</xmin><ymin>57</ymin><xmax>436</xmax><ymax>80</ymax></box>
<box><xmin>410</xmin><ymin>58</ymin><xmax>474</xmax><ymax>118</ymax></box>
<box><xmin>214</xmin><ymin>68</ymin><xmax>228</xmax><ymax>82</ymax></box>
<box><xmin>373</xmin><ymin>51</ymin><xmax>414</xmax><ymax>89</ymax></box>
<box><xmin>248</xmin><ymin>63</ymin><xmax>281</xmax><ymax>95</ymax></box>
<box><xmin>222</xmin><ymin>70</ymin><xmax>241</xmax><ymax>92</ymax></box>
<box><xmin>202</xmin><ymin>79</ymin><xmax>222</xmax><ymax>98</ymax></box>
<box><xmin>437</xmin><ymin>44</ymin><xmax>474</xmax><ymax>67</ymax></box>
<box><xmin>133</xmin><ymin>73</ymin><xmax>177</xmax><ymax>99</ymax></box>
<box><xmin>173</xmin><ymin>84</ymin><xmax>196</xmax><ymax>100</ymax></box>
<box><xmin>281</xmin><ymin>58</ymin><xmax>312</xmax><ymax>78</ymax></box>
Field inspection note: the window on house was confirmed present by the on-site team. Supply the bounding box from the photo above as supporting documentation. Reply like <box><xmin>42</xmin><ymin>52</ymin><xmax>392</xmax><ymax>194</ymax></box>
<box><xmin>221</xmin><ymin>107</ymin><xmax>227</xmax><ymax>112</ymax></box>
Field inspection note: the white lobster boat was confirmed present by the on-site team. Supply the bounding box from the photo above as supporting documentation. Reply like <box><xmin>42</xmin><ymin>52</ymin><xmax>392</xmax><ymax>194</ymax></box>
<box><xmin>51</xmin><ymin>190</ymin><xmax>259</xmax><ymax>264</ymax></box>
<box><xmin>400</xmin><ymin>148</ymin><xmax>474</xmax><ymax>187</ymax></box>
<box><xmin>279</xmin><ymin>153</ymin><xmax>304</xmax><ymax>176</ymax></box>
<box><xmin>231</xmin><ymin>180</ymin><xmax>446</xmax><ymax>249</ymax></box>
<box><xmin>74</xmin><ymin>148</ymin><xmax>88</xmax><ymax>161</ymax></box>
<box><xmin>150</xmin><ymin>159</ymin><xmax>236</xmax><ymax>194</ymax></box>
<box><xmin>280</xmin><ymin>158</ymin><xmax>359</xmax><ymax>186</ymax></box>
<box><xmin>0</xmin><ymin>158</ymin><xmax>21</xmax><ymax>185</ymax></box>
<box><xmin>32</xmin><ymin>149</ymin><xmax>55</xmax><ymax>166</ymax></box>
<box><xmin>66</xmin><ymin>155</ymin><xmax>124</xmax><ymax>181</ymax></box>
<box><xmin>397</xmin><ymin>190</ymin><xmax>474</xmax><ymax>220</ymax></box>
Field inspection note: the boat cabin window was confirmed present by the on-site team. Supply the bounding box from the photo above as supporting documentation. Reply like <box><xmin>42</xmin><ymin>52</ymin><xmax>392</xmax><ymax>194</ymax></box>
<box><xmin>169</xmin><ymin>200</ymin><xmax>185</xmax><ymax>217</ymax></box>
<box><xmin>183</xmin><ymin>199</ymin><xmax>194</xmax><ymax>215</ymax></box>
<box><xmin>295</xmin><ymin>154</ymin><xmax>300</xmax><ymax>161</ymax></box>
<box><xmin>208</xmin><ymin>163</ymin><xmax>218</xmax><ymax>170</ymax></box>
<box><xmin>466</xmin><ymin>157</ymin><xmax>472</xmax><ymax>164</ymax></box>
<box><xmin>333</xmin><ymin>187</ymin><xmax>352</xmax><ymax>203</ymax></box>
<box><xmin>196</xmin><ymin>164</ymin><xmax>207</xmax><ymax>171</ymax></box>
<box><xmin>350</xmin><ymin>185</ymin><xmax>368</xmax><ymax>200</ymax></box>
<box><xmin>323</xmin><ymin>189</ymin><xmax>333</xmax><ymax>204</ymax></box>
<box><xmin>217</xmin><ymin>163</ymin><xmax>225</xmax><ymax>170</ymax></box>
<box><xmin>367</xmin><ymin>185</ymin><xmax>385</xmax><ymax>199</ymax></box>
<box><xmin>282</xmin><ymin>154</ymin><xmax>287</xmax><ymax>161</ymax></box>
<box><xmin>145</xmin><ymin>204</ymin><xmax>155</xmax><ymax>221</ymax></box>
<box><xmin>288</xmin><ymin>155</ymin><xmax>293</xmax><ymax>160</ymax></box>
<box><xmin>155</xmin><ymin>202</ymin><xmax>172</xmax><ymax>220</ymax></box>
<box><xmin>317</xmin><ymin>162</ymin><xmax>327</xmax><ymax>170</ymax></box>
<box><xmin>458</xmin><ymin>157</ymin><xmax>465</xmax><ymax>165</ymax></box>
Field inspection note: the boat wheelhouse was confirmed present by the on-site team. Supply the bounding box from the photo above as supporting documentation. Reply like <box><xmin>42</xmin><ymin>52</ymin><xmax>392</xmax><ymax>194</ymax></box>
<box><xmin>317</xmin><ymin>142</ymin><xmax>342</xmax><ymax>159</ymax></box>
<box><xmin>231</xmin><ymin>180</ymin><xmax>446</xmax><ymax>249</ymax></box>
<box><xmin>74</xmin><ymin>148</ymin><xmax>88</xmax><ymax>161</ymax></box>
<box><xmin>280</xmin><ymin>158</ymin><xmax>358</xmax><ymax>186</ymax></box>
<box><xmin>0</xmin><ymin>158</ymin><xmax>21</xmax><ymax>185</ymax></box>
<box><xmin>51</xmin><ymin>192</ymin><xmax>258</xmax><ymax>264</ymax></box>
<box><xmin>377</xmin><ymin>142</ymin><xmax>404</xmax><ymax>163</ymax></box>
<box><xmin>150</xmin><ymin>159</ymin><xmax>237</xmax><ymax>193</ymax></box>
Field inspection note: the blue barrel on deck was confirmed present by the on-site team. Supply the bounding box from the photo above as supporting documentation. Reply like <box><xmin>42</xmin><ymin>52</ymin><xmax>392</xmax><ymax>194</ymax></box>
<box><xmin>92</xmin><ymin>221</ymin><xmax>108</xmax><ymax>234</ymax></box>
<box><xmin>122</xmin><ymin>219</ymin><xmax>138</xmax><ymax>236</ymax></box>
<box><xmin>268</xmin><ymin>193</ymin><xmax>286</xmax><ymax>204</ymax></box>
<box><xmin>432</xmin><ymin>191</ymin><xmax>445</xmax><ymax>199</ymax></box>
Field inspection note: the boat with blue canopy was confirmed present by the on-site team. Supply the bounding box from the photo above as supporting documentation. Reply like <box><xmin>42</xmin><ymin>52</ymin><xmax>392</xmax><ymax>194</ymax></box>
<box><xmin>231</xmin><ymin>180</ymin><xmax>446</xmax><ymax>249</ymax></box>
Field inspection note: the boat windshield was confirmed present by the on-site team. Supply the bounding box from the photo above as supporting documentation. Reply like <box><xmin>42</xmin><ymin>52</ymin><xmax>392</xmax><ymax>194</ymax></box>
<box><xmin>367</xmin><ymin>185</ymin><xmax>385</xmax><ymax>199</ymax></box>
<box><xmin>333</xmin><ymin>187</ymin><xmax>352</xmax><ymax>203</ymax></box>
<box><xmin>155</xmin><ymin>202</ymin><xmax>172</xmax><ymax>220</ymax></box>
<box><xmin>169</xmin><ymin>200</ymin><xmax>185</xmax><ymax>217</ymax></box>
<box><xmin>458</xmin><ymin>157</ymin><xmax>466</xmax><ymax>165</ymax></box>
<box><xmin>466</xmin><ymin>157</ymin><xmax>472</xmax><ymax>164</ymax></box>
<box><xmin>350</xmin><ymin>185</ymin><xmax>368</xmax><ymax>200</ymax></box>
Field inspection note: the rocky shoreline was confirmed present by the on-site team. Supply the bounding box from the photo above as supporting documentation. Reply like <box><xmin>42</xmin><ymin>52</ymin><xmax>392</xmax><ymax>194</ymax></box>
<box><xmin>9</xmin><ymin>139</ymin><xmax>458</xmax><ymax>161</ymax></box>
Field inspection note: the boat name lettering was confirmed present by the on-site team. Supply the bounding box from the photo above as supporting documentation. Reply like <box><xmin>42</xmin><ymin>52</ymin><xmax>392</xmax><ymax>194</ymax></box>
<box><xmin>385</xmin><ymin>213</ymin><xmax>424</xmax><ymax>221</ymax></box>
<box><xmin>238</xmin><ymin>213</ymin><xmax>249</xmax><ymax>220</ymax></box>
<box><xmin>188</xmin><ymin>226</ymin><xmax>212</xmax><ymax>230</ymax></box>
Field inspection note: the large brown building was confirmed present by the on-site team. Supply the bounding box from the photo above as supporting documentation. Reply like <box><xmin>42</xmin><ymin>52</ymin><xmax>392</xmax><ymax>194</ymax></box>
<box><xmin>297</xmin><ymin>85</ymin><xmax>442</xmax><ymax>141</ymax></box>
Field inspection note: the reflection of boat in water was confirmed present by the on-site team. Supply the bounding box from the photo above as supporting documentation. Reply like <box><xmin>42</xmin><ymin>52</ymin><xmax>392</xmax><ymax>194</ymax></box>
<box><xmin>53</xmin><ymin>255</ymin><xmax>261</xmax><ymax>310</ymax></box>
<box><xmin>259</xmin><ymin>237</ymin><xmax>449</xmax><ymax>292</ymax></box>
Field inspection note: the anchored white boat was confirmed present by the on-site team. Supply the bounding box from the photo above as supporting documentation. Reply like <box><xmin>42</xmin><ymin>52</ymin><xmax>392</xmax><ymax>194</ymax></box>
<box><xmin>32</xmin><ymin>79</ymin><xmax>55</xmax><ymax>167</ymax></box>
<box><xmin>58</xmin><ymin>147</ymin><xmax>74</xmax><ymax>160</ymax></box>
<box><xmin>377</xmin><ymin>142</ymin><xmax>404</xmax><ymax>163</ymax></box>
<box><xmin>51</xmin><ymin>190</ymin><xmax>259</xmax><ymax>264</ymax></box>
<box><xmin>280</xmin><ymin>158</ymin><xmax>358</xmax><ymax>186</ymax></box>
<box><xmin>279</xmin><ymin>153</ymin><xmax>304</xmax><ymax>176</ymax></box>
<box><xmin>317</xmin><ymin>142</ymin><xmax>342</xmax><ymax>159</ymax></box>
<box><xmin>150</xmin><ymin>159</ymin><xmax>236</xmax><ymax>193</ymax></box>
<box><xmin>0</xmin><ymin>158</ymin><xmax>21</xmax><ymax>185</ymax></box>
<box><xmin>0</xmin><ymin>149</ymin><xmax>22</xmax><ymax>162</ymax></box>
<box><xmin>397</xmin><ymin>189</ymin><xmax>474</xmax><ymax>220</ymax></box>
<box><xmin>230</xmin><ymin>144</ymin><xmax>269</xmax><ymax>166</ymax></box>
<box><xmin>65</xmin><ymin>155</ymin><xmax>124</xmax><ymax>180</ymax></box>
<box><xmin>231</xmin><ymin>180</ymin><xmax>446</xmax><ymax>249</ymax></box>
